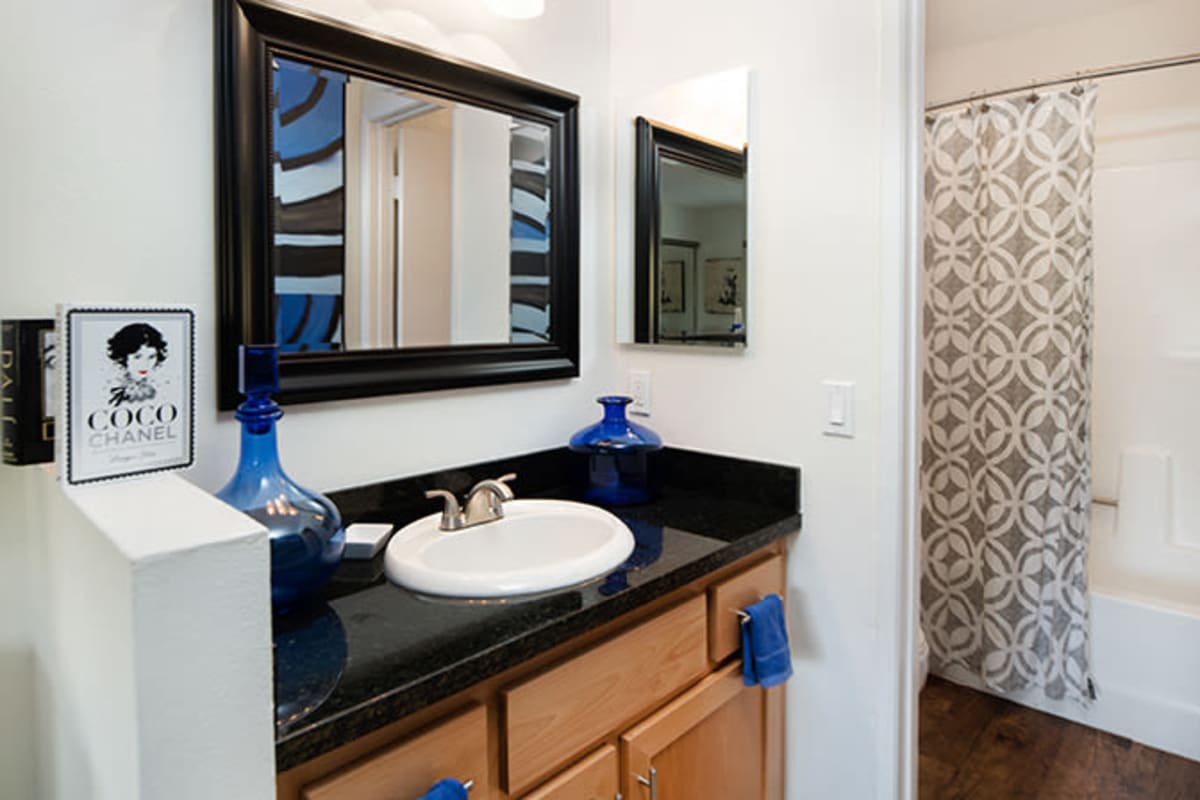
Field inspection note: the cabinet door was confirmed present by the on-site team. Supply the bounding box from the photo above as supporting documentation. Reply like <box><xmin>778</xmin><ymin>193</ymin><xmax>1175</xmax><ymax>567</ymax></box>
<box><xmin>302</xmin><ymin>704</ymin><xmax>491</xmax><ymax>800</ymax></box>
<box><xmin>520</xmin><ymin>744</ymin><xmax>618</xmax><ymax>800</ymax></box>
<box><xmin>620</xmin><ymin>662</ymin><xmax>781</xmax><ymax>800</ymax></box>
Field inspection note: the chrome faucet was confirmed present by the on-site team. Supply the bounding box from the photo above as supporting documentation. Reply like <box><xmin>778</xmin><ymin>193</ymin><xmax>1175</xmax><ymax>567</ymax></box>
<box><xmin>425</xmin><ymin>473</ymin><xmax>517</xmax><ymax>531</ymax></box>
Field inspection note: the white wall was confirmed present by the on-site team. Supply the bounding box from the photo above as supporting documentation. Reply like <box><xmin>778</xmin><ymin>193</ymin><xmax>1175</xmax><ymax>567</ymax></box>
<box><xmin>642</xmin><ymin>67</ymin><xmax>749</xmax><ymax>150</ymax></box>
<box><xmin>610</xmin><ymin>1</ymin><xmax>913</xmax><ymax>797</ymax></box>
<box><xmin>0</xmin><ymin>469</ymin><xmax>39</xmax><ymax>798</ymax></box>
<box><xmin>0</xmin><ymin>0</ymin><xmax>612</xmax><ymax>797</ymax></box>
<box><xmin>926</xmin><ymin>0</ymin><xmax>1200</xmax><ymax>594</ymax></box>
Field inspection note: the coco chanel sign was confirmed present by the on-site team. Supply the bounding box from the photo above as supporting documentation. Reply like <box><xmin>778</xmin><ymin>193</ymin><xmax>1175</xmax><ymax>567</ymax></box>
<box><xmin>59</xmin><ymin>306</ymin><xmax>194</xmax><ymax>485</ymax></box>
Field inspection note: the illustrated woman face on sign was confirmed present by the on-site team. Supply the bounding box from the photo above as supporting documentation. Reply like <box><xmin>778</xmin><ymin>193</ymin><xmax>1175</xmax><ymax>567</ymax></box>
<box><xmin>106</xmin><ymin>323</ymin><xmax>168</xmax><ymax>406</ymax></box>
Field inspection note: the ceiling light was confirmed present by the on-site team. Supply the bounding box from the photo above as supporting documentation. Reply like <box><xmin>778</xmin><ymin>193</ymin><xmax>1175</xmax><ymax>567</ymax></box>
<box><xmin>484</xmin><ymin>0</ymin><xmax>545</xmax><ymax>20</ymax></box>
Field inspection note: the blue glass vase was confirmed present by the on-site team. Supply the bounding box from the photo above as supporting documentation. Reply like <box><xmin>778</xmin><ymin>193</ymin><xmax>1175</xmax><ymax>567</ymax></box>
<box><xmin>568</xmin><ymin>395</ymin><xmax>663</xmax><ymax>506</ymax></box>
<box><xmin>216</xmin><ymin>345</ymin><xmax>345</xmax><ymax>612</ymax></box>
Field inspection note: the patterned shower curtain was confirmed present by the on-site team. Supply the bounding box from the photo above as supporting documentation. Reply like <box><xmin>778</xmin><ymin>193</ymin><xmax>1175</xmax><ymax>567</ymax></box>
<box><xmin>921</xmin><ymin>86</ymin><xmax>1097</xmax><ymax>703</ymax></box>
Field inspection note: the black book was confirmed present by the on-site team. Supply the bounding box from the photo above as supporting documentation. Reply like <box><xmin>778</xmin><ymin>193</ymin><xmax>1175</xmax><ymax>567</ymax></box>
<box><xmin>2</xmin><ymin>319</ymin><xmax>56</xmax><ymax>465</ymax></box>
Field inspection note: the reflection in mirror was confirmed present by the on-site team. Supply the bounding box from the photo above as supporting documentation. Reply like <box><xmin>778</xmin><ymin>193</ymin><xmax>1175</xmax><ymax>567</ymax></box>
<box><xmin>635</xmin><ymin>119</ymin><xmax>747</xmax><ymax>346</ymax></box>
<box><xmin>614</xmin><ymin>67</ymin><xmax>750</xmax><ymax>348</ymax></box>
<box><xmin>653</xmin><ymin>152</ymin><xmax>746</xmax><ymax>343</ymax></box>
<box><xmin>272</xmin><ymin>55</ymin><xmax>552</xmax><ymax>354</ymax></box>
<box><xmin>217</xmin><ymin>0</ymin><xmax>580</xmax><ymax>408</ymax></box>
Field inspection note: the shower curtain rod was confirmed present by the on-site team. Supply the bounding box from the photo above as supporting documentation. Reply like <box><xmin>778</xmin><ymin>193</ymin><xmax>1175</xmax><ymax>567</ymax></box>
<box><xmin>925</xmin><ymin>50</ymin><xmax>1200</xmax><ymax>113</ymax></box>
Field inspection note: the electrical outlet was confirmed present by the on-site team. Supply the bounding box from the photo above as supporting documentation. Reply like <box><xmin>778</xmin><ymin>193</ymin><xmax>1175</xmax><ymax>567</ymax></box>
<box><xmin>629</xmin><ymin>369</ymin><xmax>652</xmax><ymax>416</ymax></box>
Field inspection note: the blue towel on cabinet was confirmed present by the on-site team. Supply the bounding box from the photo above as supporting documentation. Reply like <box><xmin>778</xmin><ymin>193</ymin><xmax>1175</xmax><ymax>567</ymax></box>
<box><xmin>741</xmin><ymin>593</ymin><xmax>793</xmax><ymax>688</ymax></box>
<box><xmin>418</xmin><ymin>779</ymin><xmax>468</xmax><ymax>800</ymax></box>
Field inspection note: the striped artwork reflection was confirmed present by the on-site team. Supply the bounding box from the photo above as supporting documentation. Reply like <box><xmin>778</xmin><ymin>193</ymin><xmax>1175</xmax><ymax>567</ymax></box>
<box><xmin>510</xmin><ymin>121</ymin><xmax>551</xmax><ymax>343</ymax></box>
<box><xmin>272</xmin><ymin>56</ymin><xmax>346</xmax><ymax>352</ymax></box>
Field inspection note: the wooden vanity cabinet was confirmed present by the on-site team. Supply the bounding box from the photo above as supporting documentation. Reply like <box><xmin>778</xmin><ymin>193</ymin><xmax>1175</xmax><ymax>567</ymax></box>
<box><xmin>279</xmin><ymin>545</ymin><xmax>786</xmax><ymax>800</ymax></box>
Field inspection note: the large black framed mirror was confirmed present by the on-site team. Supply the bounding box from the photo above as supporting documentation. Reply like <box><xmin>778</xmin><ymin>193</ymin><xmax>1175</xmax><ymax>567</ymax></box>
<box><xmin>216</xmin><ymin>0</ymin><xmax>579</xmax><ymax>409</ymax></box>
<box><xmin>633</xmin><ymin>117</ymin><xmax>747</xmax><ymax>347</ymax></box>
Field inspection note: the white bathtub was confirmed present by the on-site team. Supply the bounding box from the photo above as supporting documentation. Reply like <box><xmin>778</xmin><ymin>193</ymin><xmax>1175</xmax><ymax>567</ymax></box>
<box><xmin>936</xmin><ymin>504</ymin><xmax>1200</xmax><ymax>762</ymax></box>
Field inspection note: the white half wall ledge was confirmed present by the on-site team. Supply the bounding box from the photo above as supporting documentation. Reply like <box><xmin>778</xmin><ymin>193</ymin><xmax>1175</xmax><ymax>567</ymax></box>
<box><xmin>33</xmin><ymin>467</ymin><xmax>275</xmax><ymax>800</ymax></box>
<box><xmin>61</xmin><ymin>470</ymin><xmax>268</xmax><ymax>562</ymax></box>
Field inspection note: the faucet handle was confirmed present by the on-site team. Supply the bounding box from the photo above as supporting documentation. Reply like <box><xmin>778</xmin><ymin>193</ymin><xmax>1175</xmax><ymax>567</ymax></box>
<box><xmin>425</xmin><ymin>489</ymin><xmax>463</xmax><ymax>530</ymax></box>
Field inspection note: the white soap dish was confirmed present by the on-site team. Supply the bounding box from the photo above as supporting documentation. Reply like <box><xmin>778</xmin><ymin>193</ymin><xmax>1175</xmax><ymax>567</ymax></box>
<box><xmin>343</xmin><ymin>523</ymin><xmax>396</xmax><ymax>559</ymax></box>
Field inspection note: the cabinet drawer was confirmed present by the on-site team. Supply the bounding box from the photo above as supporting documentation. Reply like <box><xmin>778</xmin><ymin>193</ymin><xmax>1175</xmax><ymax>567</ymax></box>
<box><xmin>519</xmin><ymin>744</ymin><xmax>617</xmax><ymax>800</ymax></box>
<box><xmin>503</xmin><ymin>595</ymin><xmax>708</xmax><ymax>795</ymax></box>
<box><xmin>302</xmin><ymin>704</ymin><xmax>490</xmax><ymax>800</ymax></box>
<box><xmin>707</xmin><ymin>554</ymin><xmax>785</xmax><ymax>662</ymax></box>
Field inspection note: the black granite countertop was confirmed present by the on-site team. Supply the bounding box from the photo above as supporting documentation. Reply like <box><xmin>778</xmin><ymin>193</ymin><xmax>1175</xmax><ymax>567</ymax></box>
<box><xmin>272</xmin><ymin>447</ymin><xmax>801</xmax><ymax>771</ymax></box>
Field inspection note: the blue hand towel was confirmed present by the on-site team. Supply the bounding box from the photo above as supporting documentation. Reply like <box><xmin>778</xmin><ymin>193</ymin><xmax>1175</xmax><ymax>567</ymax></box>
<box><xmin>418</xmin><ymin>779</ymin><xmax>469</xmax><ymax>800</ymax></box>
<box><xmin>741</xmin><ymin>593</ymin><xmax>793</xmax><ymax>688</ymax></box>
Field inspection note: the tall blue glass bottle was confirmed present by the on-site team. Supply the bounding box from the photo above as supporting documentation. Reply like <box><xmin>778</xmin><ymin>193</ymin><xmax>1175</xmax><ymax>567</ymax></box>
<box><xmin>216</xmin><ymin>346</ymin><xmax>344</xmax><ymax>612</ymax></box>
<box><xmin>568</xmin><ymin>395</ymin><xmax>663</xmax><ymax>506</ymax></box>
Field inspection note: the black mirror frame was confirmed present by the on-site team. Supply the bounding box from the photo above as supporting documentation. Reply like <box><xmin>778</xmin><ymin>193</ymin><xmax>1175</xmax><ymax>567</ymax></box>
<box><xmin>633</xmin><ymin>117</ymin><xmax>746</xmax><ymax>344</ymax></box>
<box><xmin>216</xmin><ymin>0</ymin><xmax>580</xmax><ymax>410</ymax></box>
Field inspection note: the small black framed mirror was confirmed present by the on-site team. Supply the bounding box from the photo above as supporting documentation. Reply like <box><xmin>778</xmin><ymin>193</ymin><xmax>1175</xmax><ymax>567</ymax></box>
<box><xmin>216</xmin><ymin>0</ymin><xmax>580</xmax><ymax>409</ymax></box>
<box><xmin>633</xmin><ymin>117</ymin><xmax>747</xmax><ymax>347</ymax></box>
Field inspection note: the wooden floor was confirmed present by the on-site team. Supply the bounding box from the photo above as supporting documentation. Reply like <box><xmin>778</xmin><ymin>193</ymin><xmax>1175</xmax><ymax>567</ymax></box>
<box><xmin>919</xmin><ymin>676</ymin><xmax>1200</xmax><ymax>799</ymax></box>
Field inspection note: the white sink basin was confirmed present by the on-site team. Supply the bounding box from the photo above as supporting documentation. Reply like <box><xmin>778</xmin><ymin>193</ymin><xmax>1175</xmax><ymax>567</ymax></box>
<box><xmin>383</xmin><ymin>499</ymin><xmax>635</xmax><ymax>598</ymax></box>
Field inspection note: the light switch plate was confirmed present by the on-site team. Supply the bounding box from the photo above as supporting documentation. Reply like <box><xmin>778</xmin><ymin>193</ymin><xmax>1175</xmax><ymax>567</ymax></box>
<box><xmin>822</xmin><ymin>380</ymin><xmax>855</xmax><ymax>438</ymax></box>
<box><xmin>628</xmin><ymin>369</ymin><xmax>652</xmax><ymax>416</ymax></box>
